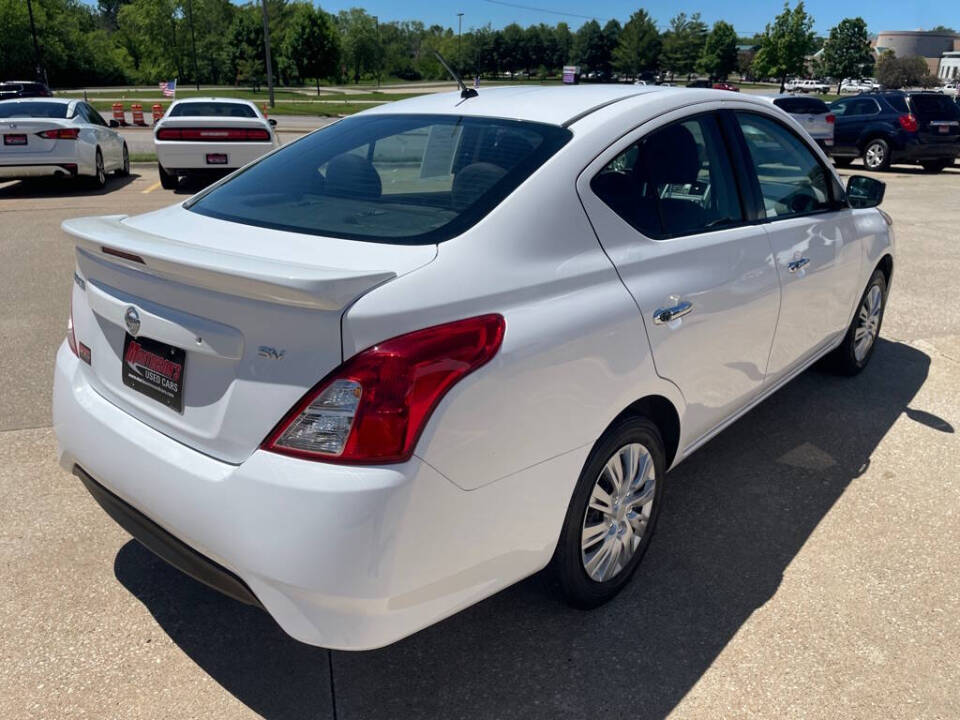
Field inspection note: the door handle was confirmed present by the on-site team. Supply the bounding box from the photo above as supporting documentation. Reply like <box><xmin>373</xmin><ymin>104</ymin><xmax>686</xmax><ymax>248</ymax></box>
<box><xmin>653</xmin><ymin>300</ymin><xmax>693</xmax><ymax>325</ymax></box>
<box><xmin>788</xmin><ymin>257</ymin><xmax>810</xmax><ymax>273</ymax></box>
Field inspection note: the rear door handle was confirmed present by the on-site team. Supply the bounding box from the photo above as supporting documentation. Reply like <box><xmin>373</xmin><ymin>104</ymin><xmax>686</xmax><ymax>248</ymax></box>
<box><xmin>788</xmin><ymin>257</ymin><xmax>810</xmax><ymax>273</ymax></box>
<box><xmin>653</xmin><ymin>301</ymin><xmax>693</xmax><ymax>325</ymax></box>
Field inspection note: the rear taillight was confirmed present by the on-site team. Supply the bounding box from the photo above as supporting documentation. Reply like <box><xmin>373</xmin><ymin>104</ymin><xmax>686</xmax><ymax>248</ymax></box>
<box><xmin>898</xmin><ymin>114</ymin><xmax>918</xmax><ymax>132</ymax></box>
<box><xmin>263</xmin><ymin>314</ymin><xmax>506</xmax><ymax>464</ymax></box>
<box><xmin>66</xmin><ymin>296</ymin><xmax>78</xmax><ymax>356</ymax></box>
<box><xmin>826</xmin><ymin>113</ymin><xmax>835</xmax><ymax>124</ymax></box>
<box><xmin>156</xmin><ymin>127</ymin><xmax>271</xmax><ymax>141</ymax></box>
<box><xmin>37</xmin><ymin>128</ymin><xmax>79</xmax><ymax>140</ymax></box>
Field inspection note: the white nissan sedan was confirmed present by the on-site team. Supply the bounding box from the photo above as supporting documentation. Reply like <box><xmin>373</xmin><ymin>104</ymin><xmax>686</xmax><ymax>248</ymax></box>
<box><xmin>54</xmin><ymin>86</ymin><xmax>894</xmax><ymax>650</ymax></box>
<box><xmin>0</xmin><ymin>98</ymin><xmax>128</xmax><ymax>187</ymax></box>
<box><xmin>153</xmin><ymin>98</ymin><xmax>279</xmax><ymax>189</ymax></box>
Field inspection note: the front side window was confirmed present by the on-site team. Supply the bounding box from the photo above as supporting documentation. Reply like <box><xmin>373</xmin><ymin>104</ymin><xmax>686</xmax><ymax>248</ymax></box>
<box><xmin>736</xmin><ymin>112</ymin><xmax>832</xmax><ymax>220</ymax></box>
<box><xmin>590</xmin><ymin>114</ymin><xmax>743</xmax><ymax>239</ymax></box>
<box><xmin>187</xmin><ymin>114</ymin><xmax>571</xmax><ymax>244</ymax></box>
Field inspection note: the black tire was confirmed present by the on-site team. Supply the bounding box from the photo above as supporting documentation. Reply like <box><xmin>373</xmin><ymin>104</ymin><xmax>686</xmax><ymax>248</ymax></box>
<box><xmin>158</xmin><ymin>163</ymin><xmax>178</xmax><ymax>189</ymax></box>
<box><xmin>552</xmin><ymin>416</ymin><xmax>666</xmax><ymax>609</ymax></box>
<box><xmin>862</xmin><ymin>138</ymin><xmax>891</xmax><ymax>171</ymax></box>
<box><xmin>115</xmin><ymin>143</ymin><xmax>130</xmax><ymax>177</ymax></box>
<box><xmin>824</xmin><ymin>268</ymin><xmax>888</xmax><ymax>376</ymax></box>
<box><xmin>88</xmin><ymin>148</ymin><xmax>107</xmax><ymax>189</ymax></box>
<box><xmin>832</xmin><ymin>156</ymin><xmax>854</xmax><ymax>168</ymax></box>
<box><xmin>920</xmin><ymin>159</ymin><xmax>949</xmax><ymax>173</ymax></box>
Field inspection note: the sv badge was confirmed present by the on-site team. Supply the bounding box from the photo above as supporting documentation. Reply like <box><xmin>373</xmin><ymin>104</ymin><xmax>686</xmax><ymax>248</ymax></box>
<box><xmin>257</xmin><ymin>346</ymin><xmax>286</xmax><ymax>360</ymax></box>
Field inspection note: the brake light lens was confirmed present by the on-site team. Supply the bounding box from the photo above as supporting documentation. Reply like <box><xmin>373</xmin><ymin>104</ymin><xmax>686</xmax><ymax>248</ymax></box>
<box><xmin>37</xmin><ymin>128</ymin><xmax>79</xmax><ymax>139</ymax></box>
<box><xmin>898</xmin><ymin>114</ymin><xmax>918</xmax><ymax>132</ymax></box>
<box><xmin>263</xmin><ymin>314</ymin><xmax>506</xmax><ymax>464</ymax></box>
<box><xmin>156</xmin><ymin>127</ymin><xmax>271</xmax><ymax>141</ymax></box>
<box><xmin>825</xmin><ymin>113</ymin><xmax>835</xmax><ymax>124</ymax></box>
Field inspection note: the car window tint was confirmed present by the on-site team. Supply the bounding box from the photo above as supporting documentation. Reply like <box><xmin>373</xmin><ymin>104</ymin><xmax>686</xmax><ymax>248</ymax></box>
<box><xmin>736</xmin><ymin>113</ymin><xmax>832</xmax><ymax>220</ymax></box>
<box><xmin>909</xmin><ymin>94</ymin><xmax>960</xmax><ymax>119</ymax></box>
<box><xmin>170</xmin><ymin>102</ymin><xmax>258</xmax><ymax>118</ymax></box>
<box><xmin>0</xmin><ymin>101</ymin><xmax>69</xmax><ymax>118</ymax></box>
<box><xmin>187</xmin><ymin>114</ymin><xmax>571</xmax><ymax>244</ymax></box>
<box><xmin>830</xmin><ymin>100</ymin><xmax>849</xmax><ymax>116</ymax></box>
<box><xmin>774</xmin><ymin>97</ymin><xmax>829</xmax><ymax>115</ymax></box>
<box><xmin>85</xmin><ymin>104</ymin><xmax>106</xmax><ymax>126</ymax></box>
<box><xmin>591</xmin><ymin>114</ymin><xmax>743</xmax><ymax>238</ymax></box>
<box><xmin>885</xmin><ymin>94</ymin><xmax>909</xmax><ymax>113</ymax></box>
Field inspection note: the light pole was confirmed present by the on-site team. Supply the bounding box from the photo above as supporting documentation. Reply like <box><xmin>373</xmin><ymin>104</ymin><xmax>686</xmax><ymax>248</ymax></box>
<box><xmin>260</xmin><ymin>0</ymin><xmax>275</xmax><ymax>107</ymax></box>
<box><xmin>187</xmin><ymin>0</ymin><xmax>200</xmax><ymax>91</ymax></box>
<box><xmin>457</xmin><ymin>12</ymin><xmax>464</xmax><ymax>74</ymax></box>
<box><xmin>26</xmin><ymin>0</ymin><xmax>46</xmax><ymax>85</ymax></box>
<box><xmin>373</xmin><ymin>15</ymin><xmax>380</xmax><ymax>90</ymax></box>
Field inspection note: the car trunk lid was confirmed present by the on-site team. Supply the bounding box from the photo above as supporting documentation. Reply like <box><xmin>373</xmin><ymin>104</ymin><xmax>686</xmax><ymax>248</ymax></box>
<box><xmin>0</xmin><ymin>118</ymin><xmax>70</xmax><ymax>155</ymax></box>
<box><xmin>908</xmin><ymin>94</ymin><xmax>960</xmax><ymax>145</ymax></box>
<box><xmin>64</xmin><ymin>206</ymin><xmax>436</xmax><ymax>464</ymax></box>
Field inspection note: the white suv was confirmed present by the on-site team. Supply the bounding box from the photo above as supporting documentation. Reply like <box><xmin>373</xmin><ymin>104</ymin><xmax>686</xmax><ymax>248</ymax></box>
<box><xmin>54</xmin><ymin>86</ymin><xmax>894</xmax><ymax>650</ymax></box>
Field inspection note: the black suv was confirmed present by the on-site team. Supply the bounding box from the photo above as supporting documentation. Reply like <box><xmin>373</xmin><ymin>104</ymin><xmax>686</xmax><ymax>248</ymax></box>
<box><xmin>0</xmin><ymin>80</ymin><xmax>53</xmax><ymax>99</ymax></box>
<box><xmin>829</xmin><ymin>91</ymin><xmax>960</xmax><ymax>172</ymax></box>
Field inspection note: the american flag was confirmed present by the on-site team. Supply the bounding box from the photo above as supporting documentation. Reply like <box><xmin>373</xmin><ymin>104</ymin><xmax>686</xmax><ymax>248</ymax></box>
<box><xmin>159</xmin><ymin>79</ymin><xmax>176</xmax><ymax>97</ymax></box>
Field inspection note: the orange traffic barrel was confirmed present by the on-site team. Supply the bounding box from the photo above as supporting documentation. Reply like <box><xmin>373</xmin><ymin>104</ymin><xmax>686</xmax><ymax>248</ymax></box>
<box><xmin>131</xmin><ymin>103</ymin><xmax>146</xmax><ymax>126</ymax></box>
<box><xmin>262</xmin><ymin>102</ymin><xmax>268</xmax><ymax>119</ymax></box>
<box><xmin>111</xmin><ymin>102</ymin><xmax>125</xmax><ymax>125</ymax></box>
<box><xmin>151</xmin><ymin>104</ymin><xmax>163</xmax><ymax>124</ymax></box>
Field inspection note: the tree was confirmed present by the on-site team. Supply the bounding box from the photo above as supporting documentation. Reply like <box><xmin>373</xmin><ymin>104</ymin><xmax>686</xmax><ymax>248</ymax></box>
<box><xmin>573</xmin><ymin>19</ymin><xmax>609</xmax><ymax>75</ymax></box>
<box><xmin>284</xmin><ymin>5</ymin><xmax>338</xmax><ymax>93</ymax></box>
<box><xmin>752</xmin><ymin>1</ymin><xmax>816</xmax><ymax>92</ymax></box>
<box><xmin>698</xmin><ymin>20</ymin><xmax>738</xmax><ymax>79</ymax></box>
<box><xmin>229</xmin><ymin>5</ymin><xmax>265</xmax><ymax>89</ymax></box>
<box><xmin>600</xmin><ymin>19</ymin><xmax>621</xmax><ymax>75</ymax></box>
<box><xmin>336</xmin><ymin>8</ymin><xmax>381</xmax><ymax>83</ymax></box>
<box><xmin>876</xmin><ymin>52</ymin><xmax>934</xmax><ymax>89</ymax></box>
<box><xmin>553</xmin><ymin>21</ymin><xmax>573</xmax><ymax>68</ymax></box>
<box><xmin>661</xmin><ymin>12</ymin><xmax>707</xmax><ymax>78</ymax></box>
<box><xmin>821</xmin><ymin>17</ymin><xmax>873</xmax><ymax>93</ymax></box>
<box><xmin>612</xmin><ymin>10</ymin><xmax>660</xmax><ymax>78</ymax></box>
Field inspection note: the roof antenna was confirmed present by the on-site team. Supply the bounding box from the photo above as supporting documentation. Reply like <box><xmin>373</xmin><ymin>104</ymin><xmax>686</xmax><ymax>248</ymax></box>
<box><xmin>433</xmin><ymin>51</ymin><xmax>478</xmax><ymax>99</ymax></box>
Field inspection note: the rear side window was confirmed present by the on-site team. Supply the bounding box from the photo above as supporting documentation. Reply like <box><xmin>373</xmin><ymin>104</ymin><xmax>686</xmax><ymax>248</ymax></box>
<box><xmin>885</xmin><ymin>95</ymin><xmax>909</xmax><ymax>113</ymax></box>
<box><xmin>773</xmin><ymin>97</ymin><xmax>829</xmax><ymax>115</ymax></box>
<box><xmin>187</xmin><ymin>114</ymin><xmax>571</xmax><ymax>244</ymax></box>
<box><xmin>908</xmin><ymin>94</ymin><xmax>960</xmax><ymax>119</ymax></box>
<box><xmin>591</xmin><ymin>114</ymin><xmax>744</xmax><ymax>239</ymax></box>
<box><xmin>0</xmin><ymin>101</ymin><xmax>68</xmax><ymax>118</ymax></box>
<box><xmin>736</xmin><ymin>112</ymin><xmax>832</xmax><ymax>220</ymax></box>
<box><xmin>170</xmin><ymin>102</ymin><xmax>258</xmax><ymax>118</ymax></box>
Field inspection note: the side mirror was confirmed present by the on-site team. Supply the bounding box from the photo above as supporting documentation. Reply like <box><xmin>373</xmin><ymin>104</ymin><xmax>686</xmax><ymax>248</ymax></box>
<box><xmin>268</xmin><ymin>118</ymin><xmax>277</xmax><ymax>127</ymax></box>
<box><xmin>846</xmin><ymin>175</ymin><xmax>885</xmax><ymax>209</ymax></box>
<box><xmin>109</xmin><ymin>119</ymin><xmax>120</xmax><ymax>128</ymax></box>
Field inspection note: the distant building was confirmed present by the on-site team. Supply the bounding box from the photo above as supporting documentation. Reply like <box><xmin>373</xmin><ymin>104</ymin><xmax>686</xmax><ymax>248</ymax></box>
<box><xmin>939</xmin><ymin>51</ymin><xmax>960</xmax><ymax>81</ymax></box>
<box><xmin>873</xmin><ymin>30</ymin><xmax>960</xmax><ymax>77</ymax></box>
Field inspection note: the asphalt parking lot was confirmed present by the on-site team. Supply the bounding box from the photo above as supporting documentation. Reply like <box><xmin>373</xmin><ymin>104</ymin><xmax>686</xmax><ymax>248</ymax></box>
<box><xmin>1</xmin><ymin>162</ymin><xmax>958</xmax><ymax>719</ymax></box>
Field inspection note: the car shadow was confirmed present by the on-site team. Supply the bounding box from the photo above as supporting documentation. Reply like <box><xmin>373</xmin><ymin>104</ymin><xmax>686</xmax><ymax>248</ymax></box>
<box><xmin>114</xmin><ymin>338</ymin><xmax>938</xmax><ymax>720</ymax></box>
<box><xmin>0</xmin><ymin>173</ymin><xmax>140</xmax><ymax>198</ymax></box>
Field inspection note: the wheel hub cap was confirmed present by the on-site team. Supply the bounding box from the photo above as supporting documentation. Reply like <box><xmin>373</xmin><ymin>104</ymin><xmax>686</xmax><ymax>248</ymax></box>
<box><xmin>854</xmin><ymin>284</ymin><xmax>883</xmax><ymax>362</ymax></box>
<box><xmin>580</xmin><ymin>442</ymin><xmax>657</xmax><ymax>583</ymax></box>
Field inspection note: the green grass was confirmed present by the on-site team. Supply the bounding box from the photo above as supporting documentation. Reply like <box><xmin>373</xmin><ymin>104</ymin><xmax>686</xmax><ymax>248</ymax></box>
<box><xmin>129</xmin><ymin>152</ymin><xmax>156</xmax><ymax>163</ymax></box>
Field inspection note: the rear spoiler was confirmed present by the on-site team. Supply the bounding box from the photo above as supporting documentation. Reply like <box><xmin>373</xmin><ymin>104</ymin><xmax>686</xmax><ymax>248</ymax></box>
<box><xmin>62</xmin><ymin>215</ymin><xmax>396</xmax><ymax>311</ymax></box>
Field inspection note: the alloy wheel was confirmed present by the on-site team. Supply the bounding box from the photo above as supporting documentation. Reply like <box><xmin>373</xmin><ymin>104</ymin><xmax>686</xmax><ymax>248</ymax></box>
<box><xmin>96</xmin><ymin>153</ymin><xmax>105</xmax><ymax>185</ymax></box>
<box><xmin>854</xmin><ymin>284</ymin><xmax>883</xmax><ymax>362</ymax></box>
<box><xmin>865</xmin><ymin>142</ymin><xmax>885</xmax><ymax>170</ymax></box>
<box><xmin>580</xmin><ymin>442</ymin><xmax>657</xmax><ymax>582</ymax></box>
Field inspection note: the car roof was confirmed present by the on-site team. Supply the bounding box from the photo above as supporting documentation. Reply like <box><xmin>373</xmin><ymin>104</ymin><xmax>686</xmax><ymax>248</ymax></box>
<box><xmin>361</xmin><ymin>85</ymin><xmax>665</xmax><ymax>126</ymax></box>
<box><xmin>0</xmin><ymin>97</ymin><xmax>71</xmax><ymax>105</ymax></box>
<box><xmin>169</xmin><ymin>97</ymin><xmax>258</xmax><ymax>107</ymax></box>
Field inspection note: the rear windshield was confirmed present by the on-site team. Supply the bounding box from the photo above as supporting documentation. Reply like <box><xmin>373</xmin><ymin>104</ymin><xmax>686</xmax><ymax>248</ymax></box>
<box><xmin>0</xmin><ymin>101</ymin><xmax>68</xmax><ymax>118</ymax></box>
<box><xmin>170</xmin><ymin>102</ymin><xmax>257</xmax><ymax>118</ymax></box>
<box><xmin>187</xmin><ymin>114</ymin><xmax>572</xmax><ymax>244</ymax></box>
<box><xmin>773</xmin><ymin>97</ymin><xmax>829</xmax><ymax>115</ymax></box>
<box><xmin>908</xmin><ymin>94</ymin><xmax>960</xmax><ymax>119</ymax></box>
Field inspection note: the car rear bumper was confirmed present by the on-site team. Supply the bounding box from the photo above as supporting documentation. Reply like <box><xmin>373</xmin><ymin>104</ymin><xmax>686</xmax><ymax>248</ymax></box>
<box><xmin>155</xmin><ymin>141</ymin><xmax>276</xmax><ymax>172</ymax></box>
<box><xmin>0</xmin><ymin>162</ymin><xmax>79</xmax><ymax>179</ymax></box>
<box><xmin>892</xmin><ymin>138</ymin><xmax>960</xmax><ymax>162</ymax></box>
<box><xmin>53</xmin><ymin>342</ymin><xmax>580</xmax><ymax>650</ymax></box>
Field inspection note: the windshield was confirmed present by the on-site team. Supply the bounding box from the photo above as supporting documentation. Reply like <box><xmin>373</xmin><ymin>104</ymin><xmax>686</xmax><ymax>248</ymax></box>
<box><xmin>0</xmin><ymin>101</ymin><xmax>68</xmax><ymax>118</ymax></box>
<box><xmin>170</xmin><ymin>102</ymin><xmax>258</xmax><ymax>118</ymax></box>
<box><xmin>187</xmin><ymin>113</ymin><xmax>571</xmax><ymax>244</ymax></box>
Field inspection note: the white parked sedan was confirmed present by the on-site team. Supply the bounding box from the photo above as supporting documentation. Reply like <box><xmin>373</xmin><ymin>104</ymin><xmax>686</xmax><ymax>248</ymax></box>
<box><xmin>54</xmin><ymin>86</ymin><xmax>894</xmax><ymax>650</ymax></box>
<box><xmin>153</xmin><ymin>98</ymin><xmax>279</xmax><ymax>189</ymax></box>
<box><xmin>0</xmin><ymin>98</ymin><xmax>128</xmax><ymax>187</ymax></box>
<box><xmin>758</xmin><ymin>94</ymin><xmax>835</xmax><ymax>151</ymax></box>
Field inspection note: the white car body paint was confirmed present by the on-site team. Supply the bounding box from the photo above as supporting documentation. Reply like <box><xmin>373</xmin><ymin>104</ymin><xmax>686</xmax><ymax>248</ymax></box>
<box><xmin>53</xmin><ymin>86</ymin><xmax>894</xmax><ymax>649</ymax></box>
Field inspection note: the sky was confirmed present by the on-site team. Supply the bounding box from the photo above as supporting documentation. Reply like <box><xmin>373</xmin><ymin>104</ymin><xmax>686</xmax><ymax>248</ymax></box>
<box><xmin>311</xmin><ymin>0</ymin><xmax>957</xmax><ymax>37</ymax></box>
